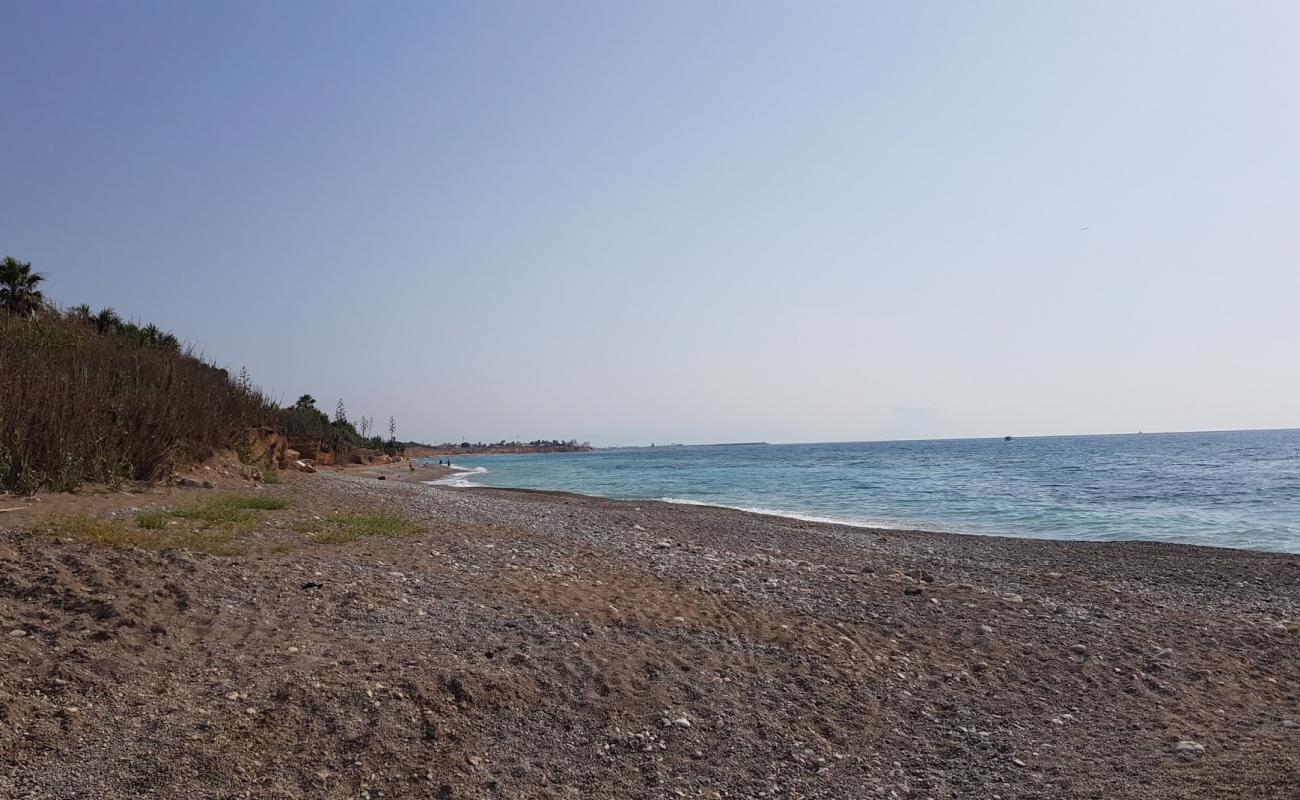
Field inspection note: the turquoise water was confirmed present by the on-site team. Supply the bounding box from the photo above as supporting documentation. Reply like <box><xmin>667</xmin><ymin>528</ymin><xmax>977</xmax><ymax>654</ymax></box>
<box><xmin>426</xmin><ymin>429</ymin><xmax>1300</xmax><ymax>553</ymax></box>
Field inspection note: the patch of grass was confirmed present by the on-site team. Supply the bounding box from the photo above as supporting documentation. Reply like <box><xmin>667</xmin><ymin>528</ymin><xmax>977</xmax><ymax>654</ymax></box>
<box><xmin>305</xmin><ymin>512</ymin><xmax>423</xmax><ymax>545</ymax></box>
<box><xmin>168</xmin><ymin>494</ymin><xmax>288</xmax><ymax>525</ymax></box>
<box><xmin>226</xmin><ymin>495</ymin><xmax>288</xmax><ymax>511</ymax></box>
<box><xmin>260</xmin><ymin>470</ymin><xmax>281</xmax><ymax>485</ymax></box>
<box><xmin>136</xmin><ymin>510</ymin><xmax>169</xmax><ymax>529</ymax></box>
<box><xmin>41</xmin><ymin>514</ymin><xmax>244</xmax><ymax>555</ymax></box>
<box><xmin>42</xmin><ymin>514</ymin><xmax>132</xmax><ymax>545</ymax></box>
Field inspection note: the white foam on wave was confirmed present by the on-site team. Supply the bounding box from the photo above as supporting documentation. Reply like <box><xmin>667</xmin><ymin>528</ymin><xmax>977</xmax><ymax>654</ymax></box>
<box><xmin>658</xmin><ymin>497</ymin><xmax>915</xmax><ymax>531</ymax></box>
<box><xmin>424</xmin><ymin>465</ymin><xmax>489</xmax><ymax>488</ymax></box>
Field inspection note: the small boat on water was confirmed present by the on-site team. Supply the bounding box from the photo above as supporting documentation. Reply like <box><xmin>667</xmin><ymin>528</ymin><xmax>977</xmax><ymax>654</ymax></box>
<box><xmin>1004</xmin><ymin>435</ymin><xmax>1013</xmax><ymax>441</ymax></box>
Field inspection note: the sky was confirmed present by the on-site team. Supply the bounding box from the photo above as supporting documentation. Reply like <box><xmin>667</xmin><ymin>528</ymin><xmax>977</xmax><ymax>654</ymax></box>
<box><xmin>3</xmin><ymin>1</ymin><xmax>1297</xmax><ymax>446</ymax></box>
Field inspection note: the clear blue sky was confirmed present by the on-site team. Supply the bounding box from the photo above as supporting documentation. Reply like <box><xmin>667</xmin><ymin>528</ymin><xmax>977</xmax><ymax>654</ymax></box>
<box><xmin>3</xmin><ymin>1</ymin><xmax>1296</xmax><ymax>445</ymax></box>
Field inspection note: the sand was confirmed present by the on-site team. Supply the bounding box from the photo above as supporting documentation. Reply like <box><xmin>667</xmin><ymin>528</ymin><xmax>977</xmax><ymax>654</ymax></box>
<box><xmin>2</xmin><ymin>464</ymin><xmax>1298</xmax><ymax>798</ymax></box>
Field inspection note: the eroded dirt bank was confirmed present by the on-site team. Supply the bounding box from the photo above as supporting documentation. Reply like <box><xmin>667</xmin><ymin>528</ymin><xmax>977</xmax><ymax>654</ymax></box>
<box><xmin>2</xmin><ymin>470</ymin><xmax>1298</xmax><ymax>799</ymax></box>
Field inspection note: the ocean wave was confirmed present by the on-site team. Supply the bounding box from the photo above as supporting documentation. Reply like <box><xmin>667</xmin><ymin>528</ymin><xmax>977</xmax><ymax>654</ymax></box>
<box><xmin>450</xmin><ymin>464</ymin><xmax>488</xmax><ymax>473</ymax></box>
<box><xmin>657</xmin><ymin>497</ymin><xmax>914</xmax><ymax>531</ymax></box>
<box><xmin>426</xmin><ymin>465</ymin><xmax>488</xmax><ymax>488</ymax></box>
<box><xmin>428</xmin><ymin>476</ymin><xmax>483</xmax><ymax>488</ymax></box>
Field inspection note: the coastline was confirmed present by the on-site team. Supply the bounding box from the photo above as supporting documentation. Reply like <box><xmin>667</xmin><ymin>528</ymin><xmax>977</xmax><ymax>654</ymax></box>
<box><xmin>3</xmin><ymin>465</ymin><xmax>1298</xmax><ymax>798</ymax></box>
<box><xmin>430</xmin><ymin>464</ymin><xmax>938</xmax><ymax>537</ymax></box>
<box><xmin>460</xmin><ymin>479</ymin><xmax>1300</xmax><ymax>564</ymax></box>
<box><xmin>433</xmin><ymin>431</ymin><xmax>1300</xmax><ymax>554</ymax></box>
<box><xmin>440</xmin><ymin>471</ymin><xmax>1300</xmax><ymax>556</ymax></box>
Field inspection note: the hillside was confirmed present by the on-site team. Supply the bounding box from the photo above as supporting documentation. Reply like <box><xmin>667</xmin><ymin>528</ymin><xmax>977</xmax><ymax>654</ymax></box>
<box><xmin>0</xmin><ymin>294</ymin><xmax>276</xmax><ymax>493</ymax></box>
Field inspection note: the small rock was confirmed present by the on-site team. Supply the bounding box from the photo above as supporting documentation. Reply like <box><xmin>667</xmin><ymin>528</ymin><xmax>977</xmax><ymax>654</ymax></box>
<box><xmin>8</xmin><ymin>629</ymin><xmax>27</xmax><ymax>637</ymax></box>
<box><xmin>655</xmin><ymin>540</ymin><xmax>672</xmax><ymax>549</ymax></box>
<box><xmin>903</xmin><ymin>586</ymin><xmax>923</xmax><ymax>596</ymax></box>
<box><xmin>377</xmin><ymin>475</ymin><xmax>387</xmax><ymax>481</ymax></box>
<box><xmin>1069</xmin><ymin>644</ymin><xmax>1087</xmax><ymax>655</ymax></box>
<box><xmin>244</xmin><ymin>707</ymin><xmax>258</xmax><ymax>715</ymax></box>
<box><xmin>980</xmin><ymin>624</ymin><xmax>994</xmax><ymax>635</ymax></box>
<box><xmin>672</xmin><ymin>717</ymin><xmax>691</xmax><ymax>728</ymax></box>
<box><xmin>225</xmin><ymin>691</ymin><xmax>240</xmax><ymax>700</ymax></box>
<box><xmin>1011</xmin><ymin>757</ymin><xmax>1026</xmax><ymax>767</ymax></box>
<box><xmin>905</xmin><ymin>568</ymin><xmax>934</xmax><ymax>583</ymax></box>
<box><xmin>1173</xmin><ymin>740</ymin><xmax>1204</xmax><ymax>757</ymax></box>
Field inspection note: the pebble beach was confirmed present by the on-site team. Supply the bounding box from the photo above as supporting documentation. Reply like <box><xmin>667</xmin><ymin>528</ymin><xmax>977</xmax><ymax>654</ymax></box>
<box><xmin>3</xmin><ymin>465</ymin><xmax>1298</xmax><ymax>798</ymax></box>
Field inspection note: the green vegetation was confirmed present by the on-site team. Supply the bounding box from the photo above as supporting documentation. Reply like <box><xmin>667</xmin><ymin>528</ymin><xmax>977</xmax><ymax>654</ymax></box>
<box><xmin>45</xmin><ymin>496</ymin><xmax>291</xmax><ymax>554</ymax></box>
<box><xmin>2</xmin><ymin>255</ymin><xmax>423</xmax><ymax>494</ymax></box>
<box><xmin>65</xmin><ymin>303</ymin><xmax>182</xmax><ymax>350</ymax></box>
<box><xmin>42</xmin><ymin>498</ymin><xmax>417</xmax><ymax>555</ymax></box>
<box><xmin>281</xmin><ymin>394</ymin><xmax>405</xmax><ymax>462</ymax></box>
<box><xmin>164</xmin><ymin>495</ymin><xmax>289</xmax><ymax>525</ymax></box>
<box><xmin>0</xmin><ymin>256</ymin><xmax>277</xmax><ymax>493</ymax></box>
<box><xmin>305</xmin><ymin>512</ymin><xmax>423</xmax><ymax>545</ymax></box>
<box><xmin>41</xmin><ymin>513</ymin><xmax>245</xmax><ymax>555</ymax></box>
<box><xmin>135</xmin><ymin>510</ymin><xmax>169</xmax><ymax>530</ymax></box>
<box><xmin>0</xmin><ymin>257</ymin><xmax>46</xmax><ymax>317</ymax></box>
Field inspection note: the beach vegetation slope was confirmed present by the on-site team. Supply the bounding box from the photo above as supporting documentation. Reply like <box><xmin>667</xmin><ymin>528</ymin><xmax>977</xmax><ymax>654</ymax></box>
<box><xmin>0</xmin><ymin>256</ymin><xmax>277</xmax><ymax>493</ymax></box>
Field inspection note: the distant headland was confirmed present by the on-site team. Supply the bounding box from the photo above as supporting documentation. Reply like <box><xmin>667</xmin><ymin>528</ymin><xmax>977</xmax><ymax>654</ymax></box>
<box><xmin>611</xmin><ymin>441</ymin><xmax>770</xmax><ymax>450</ymax></box>
<box><xmin>406</xmin><ymin>439</ymin><xmax>593</xmax><ymax>457</ymax></box>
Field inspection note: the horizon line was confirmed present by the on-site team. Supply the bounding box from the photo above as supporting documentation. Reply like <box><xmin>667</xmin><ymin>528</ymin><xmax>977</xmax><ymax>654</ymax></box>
<box><xmin>592</xmin><ymin>426</ymin><xmax>1300</xmax><ymax>450</ymax></box>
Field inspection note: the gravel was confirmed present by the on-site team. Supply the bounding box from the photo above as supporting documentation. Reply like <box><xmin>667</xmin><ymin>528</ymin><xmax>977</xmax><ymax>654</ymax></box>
<box><xmin>2</xmin><ymin>469</ymin><xmax>1298</xmax><ymax>799</ymax></box>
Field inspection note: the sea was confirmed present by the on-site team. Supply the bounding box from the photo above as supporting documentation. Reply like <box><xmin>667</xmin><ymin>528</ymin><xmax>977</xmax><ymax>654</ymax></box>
<box><xmin>425</xmin><ymin>429</ymin><xmax>1300</xmax><ymax>554</ymax></box>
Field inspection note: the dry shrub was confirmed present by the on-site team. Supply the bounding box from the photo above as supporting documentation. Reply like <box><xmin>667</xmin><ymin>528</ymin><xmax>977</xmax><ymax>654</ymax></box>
<box><xmin>0</xmin><ymin>313</ymin><xmax>275</xmax><ymax>493</ymax></box>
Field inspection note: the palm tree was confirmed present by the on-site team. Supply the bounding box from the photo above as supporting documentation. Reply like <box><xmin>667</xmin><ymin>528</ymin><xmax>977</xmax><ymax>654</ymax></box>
<box><xmin>68</xmin><ymin>303</ymin><xmax>93</xmax><ymax>324</ymax></box>
<box><xmin>118</xmin><ymin>321</ymin><xmax>143</xmax><ymax>344</ymax></box>
<box><xmin>0</xmin><ymin>256</ymin><xmax>47</xmax><ymax>317</ymax></box>
<box><xmin>93</xmin><ymin>307</ymin><xmax>122</xmax><ymax>335</ymax></box>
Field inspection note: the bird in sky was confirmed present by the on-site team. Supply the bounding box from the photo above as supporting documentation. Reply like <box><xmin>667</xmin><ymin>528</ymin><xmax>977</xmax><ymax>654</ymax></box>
<box><xmin>1080</xmin><ymin>226</ymin><xmax>1090</xmax><ymax>231</ymax></box>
